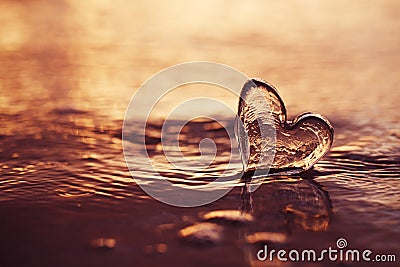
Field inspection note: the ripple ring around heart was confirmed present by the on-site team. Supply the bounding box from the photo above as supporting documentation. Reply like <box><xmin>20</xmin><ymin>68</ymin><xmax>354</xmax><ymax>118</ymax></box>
<box><xmin>236</xmin><ymin>78</ymin><xmax>334</xmax><ymax>177</ymax></box>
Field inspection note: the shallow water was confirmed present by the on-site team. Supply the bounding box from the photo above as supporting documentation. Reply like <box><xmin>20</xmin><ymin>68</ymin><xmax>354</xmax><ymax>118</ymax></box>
<box><xmin>1</xmin><ymin>1</ymin><xmax>400</xmax><ymax>266</ymax></box>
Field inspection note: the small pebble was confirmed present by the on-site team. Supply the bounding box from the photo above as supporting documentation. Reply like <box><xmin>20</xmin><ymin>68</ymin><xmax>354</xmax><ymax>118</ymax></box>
<box><xmin>91</xmin><ymin>238</ymin><xmax>117</xmax><ymax>249</ymax></box>
<box><xmin>143</xmin><ymin>243</ymin><xmax>168</xmax><ymax>254</ymax></box>
<box><xmin>155</xmin><ymin>243</ymin><xmax>168</xmax><ymax>253</ymax></box>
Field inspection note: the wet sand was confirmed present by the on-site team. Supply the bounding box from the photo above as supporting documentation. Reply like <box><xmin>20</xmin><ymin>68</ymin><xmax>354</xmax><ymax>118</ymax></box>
<box><xmin>0</xmin><ymin>1</ymin><xmax>399</xmax><ymax>266</ymax></box>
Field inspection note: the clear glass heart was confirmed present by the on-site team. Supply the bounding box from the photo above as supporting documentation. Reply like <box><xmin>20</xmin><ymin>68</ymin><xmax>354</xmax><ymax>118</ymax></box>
<box><xmin>236</xmin><ymin>78</ymin><xmax>334</xmax><ymax>175</ymax></box>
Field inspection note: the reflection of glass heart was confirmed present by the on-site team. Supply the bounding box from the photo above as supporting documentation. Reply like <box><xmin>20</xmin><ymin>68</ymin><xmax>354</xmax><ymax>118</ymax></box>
<box><xmin>237</xmin><ymin>78</ymin><xmax>334</xmax><ymax>175</ymax></box>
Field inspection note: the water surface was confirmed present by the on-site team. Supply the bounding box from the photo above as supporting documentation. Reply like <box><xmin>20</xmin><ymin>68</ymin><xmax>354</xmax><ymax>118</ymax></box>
<box><xmin>0</xmin><ymin>1</ymin><xmax>399</xmax><ymax>266</ymax></box>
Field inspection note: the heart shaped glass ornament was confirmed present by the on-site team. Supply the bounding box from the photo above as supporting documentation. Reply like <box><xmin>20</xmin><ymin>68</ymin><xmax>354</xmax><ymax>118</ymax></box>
<box><xmin>236</xmin><ymin>78</ymin><xmax>334</xmax><ymax>175</ymax></box>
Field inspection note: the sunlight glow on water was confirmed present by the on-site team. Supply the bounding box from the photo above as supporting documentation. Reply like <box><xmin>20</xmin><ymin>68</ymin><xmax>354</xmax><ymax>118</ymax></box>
<box><xmin>0</xmin><ymin>0</ymin><xmax>399</xmax><ymax>266</ymax></box>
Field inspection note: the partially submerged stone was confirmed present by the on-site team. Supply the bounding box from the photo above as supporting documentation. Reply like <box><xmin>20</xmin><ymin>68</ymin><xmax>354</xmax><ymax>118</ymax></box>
<box><xmin>179</xmin><ymin>222</ymin><xmax>223</xmax><ymax>245</ymax></box>
<box><xmin>202</xmin><ymin>210</ymin><xmax>254</xmax><ymax>224</ymax></box>
<box><xmin>245</xmin><ymin>232</ymin><xmax>287</xmax><ymax>244</ymax></box>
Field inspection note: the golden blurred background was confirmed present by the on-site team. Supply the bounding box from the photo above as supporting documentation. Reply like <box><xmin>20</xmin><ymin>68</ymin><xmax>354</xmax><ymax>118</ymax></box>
<box><xmin>0</xmin><ymin>0</ymin><xmax>399</xmax><ymax>123</ymax></box>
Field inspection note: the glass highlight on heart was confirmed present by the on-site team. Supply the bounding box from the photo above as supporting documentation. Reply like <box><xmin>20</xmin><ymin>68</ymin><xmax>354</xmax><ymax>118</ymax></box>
<box><xmin>236</xmin><ymin>78</ymin><xmax>334</xmax><ymax>175</ymax></box>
